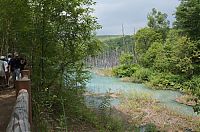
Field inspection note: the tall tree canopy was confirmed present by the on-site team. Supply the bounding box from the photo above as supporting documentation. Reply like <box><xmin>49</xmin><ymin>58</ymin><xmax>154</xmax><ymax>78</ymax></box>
<box><xmin>175</xmin><ymin>0</ymin><xmax>200</xmax><ymax>40</ymax></box>
<box><xmin>147</xmin><ymin>8</ymin><xmax>170</xmax><ymax>41</ymax></box>
<box><xmin>147</xmin><ymin>8</ymin><xmax>170</xmax><ymax>30</ymax></box>
<box><xmin>175</xmin><ymin>0</ymin><xmax>200</xmax><ymax>74</ymax></box>
<box><xmin>0</xmin><ymin>0</ymin><xmax>102</xmax><ymax>129</ymax></box>
<box><xmin>134</xmin><ymin>27</ymin><xmax>162</xmax><ymax>60</ymax></box>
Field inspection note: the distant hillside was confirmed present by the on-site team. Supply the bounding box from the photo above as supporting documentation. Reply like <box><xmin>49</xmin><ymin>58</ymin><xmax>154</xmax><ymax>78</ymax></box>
<box><xmin>96</xmin><ymin>35</ymin><xmax>123</xmax><ymax>41</ymax></box>
<box><xmin>96</xmin><ymin>35</ymin><xmax>134</xmax><ymax>50</ymax></box>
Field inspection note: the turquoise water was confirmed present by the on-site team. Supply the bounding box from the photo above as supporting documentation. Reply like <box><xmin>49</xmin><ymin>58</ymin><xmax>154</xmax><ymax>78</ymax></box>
<box><xmin>86</xmin><ymin>73</ymin><xmax>198</xmax><ymax>116</ymax></box>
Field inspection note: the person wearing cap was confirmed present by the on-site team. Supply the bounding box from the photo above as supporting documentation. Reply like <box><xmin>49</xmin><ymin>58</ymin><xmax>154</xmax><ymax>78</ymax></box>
<box><xmin>0</xmin><ymin>56</ymin><xmax>6</xmax><ymax>88</ymax></box>
<box><xmin>7</xmin><ymin>53</ymin><xmax>12</xmax><ymax>64</ymax></box>
<box><xmin>8</xmin><ymin>52</ymin><xmax>21</xmax><ymax>81</ymax></box>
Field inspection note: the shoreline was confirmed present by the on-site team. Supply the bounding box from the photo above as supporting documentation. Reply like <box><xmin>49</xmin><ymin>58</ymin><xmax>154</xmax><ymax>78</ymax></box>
<box><xmin>91</xmin><ymin>68</ymin><xmax>200</xmax><ymax>107</ymax></box>
<box><xmin>116</xmin><ymin>92</ymin><xmax>200</xmax><ymax>131</ymax></box>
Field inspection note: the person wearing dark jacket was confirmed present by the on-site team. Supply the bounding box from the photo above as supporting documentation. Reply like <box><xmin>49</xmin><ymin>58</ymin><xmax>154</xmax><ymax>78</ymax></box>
<box><xmin>8</xmin><ymin>52</ymin><xmax>21</xmax><ymax>81</ymax></box>
<box><xmin>20</xmin><ymin>56</ymin><xmax>27</xmax><ymax>71</ymax></box>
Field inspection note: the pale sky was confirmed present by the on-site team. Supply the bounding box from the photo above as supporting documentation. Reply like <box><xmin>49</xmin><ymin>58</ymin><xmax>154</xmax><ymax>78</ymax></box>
<box><xmin>93</xmin><ymin>0</ymin><xmax>180</xmax><ymax>35</ymax></box>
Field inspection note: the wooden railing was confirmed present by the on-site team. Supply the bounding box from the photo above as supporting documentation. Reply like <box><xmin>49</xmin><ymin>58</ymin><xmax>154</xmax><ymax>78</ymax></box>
<box><xmin>6</xmin><ymin>70</ymin><xmax>32</xmax><ymax>132</ymax></box>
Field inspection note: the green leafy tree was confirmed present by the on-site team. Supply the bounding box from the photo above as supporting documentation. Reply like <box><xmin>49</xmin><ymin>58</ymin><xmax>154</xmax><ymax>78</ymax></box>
<box><xmin>148</xmin><ymin>8</ymin><xmax>170</xmax><ymax>30</ymax></box>
<box><xmin>153</xmin><ymin>33</ymin><xmax>196</xmax><ymax>77</ymax></box>
<box><xmin>0</xmin><ymin>0</ymin><xmax>102</xmax><ymax>130</ymax></box>
<box><xmin>0</xmin><ymin>0</ymin><xmax>31</xmax><ymax>54</ymax></box>
<box><xmin>120</xmin><ymin>53</ymin><xmax>134</xmax><ymax>66</ymax></box>
<box><xmin>134</xmin><ymin>27</ymin><xmax>162</xmax><ymax>61</ymax></box>
<box><xmin>175</xmin><ymin>0</ymin><xmax>200</xmax><ymax>40</ymax></box>
<box><xmin>147</xmin><ymin>8</ymin><xmax>170</xmax><ymax>40</ymax></box>
<box><xmin>175</xmin><ymin>0</ymin><xmax>200</xmax><ymax>76</ymax></box>
<box><xmin>141</xmin><ymin>42</ymin><xmax>163</xmax><ymax>68</ymax></box>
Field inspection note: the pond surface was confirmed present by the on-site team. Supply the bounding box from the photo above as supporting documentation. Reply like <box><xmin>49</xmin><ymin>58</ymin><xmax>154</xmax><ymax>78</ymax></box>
<box><xmin>86</xmin><ymin>73</ymin><xmax>198</xmax><ymax>116</ymax></box>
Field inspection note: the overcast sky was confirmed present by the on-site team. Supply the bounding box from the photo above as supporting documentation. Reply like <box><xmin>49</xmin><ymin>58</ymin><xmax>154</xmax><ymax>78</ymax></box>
<box><xmin>93</xmin><ymin>0</ymin><xmax>180</xmax><ymax>35</ymax></box>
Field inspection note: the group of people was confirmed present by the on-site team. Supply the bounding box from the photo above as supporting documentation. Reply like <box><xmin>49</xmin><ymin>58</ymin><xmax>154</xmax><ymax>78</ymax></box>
<box><xmin>0</xmin><ymin>52</ymin><xmax>26</xmax><ymax>88</ymax></box>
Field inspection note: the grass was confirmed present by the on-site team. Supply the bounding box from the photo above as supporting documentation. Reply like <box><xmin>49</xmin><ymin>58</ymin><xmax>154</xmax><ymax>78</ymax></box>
<box><xmin>117</xmin><ymin>90</ymin><xmax>200</xmax><ymax>131</ymax></box>
<box><xmin>92</xmin><ymin>68</ymin><xmax>114</xmax><ymax>77</ymax></box>
<box><xmin>120</xmin><ymin>77</ymin><xmax>134</xmax><ymax>82</ymax></box>
<box><xmin>176</xmin><ymin>94</ymin><xmax>198</xmax><ymax>106</ymax></box>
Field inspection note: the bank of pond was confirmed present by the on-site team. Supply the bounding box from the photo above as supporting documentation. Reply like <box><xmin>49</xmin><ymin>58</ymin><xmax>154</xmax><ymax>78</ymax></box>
<box><xmin>85</xmin><ymin>71</ymin><xmax>200</xmax><ymax>131</ymax></box>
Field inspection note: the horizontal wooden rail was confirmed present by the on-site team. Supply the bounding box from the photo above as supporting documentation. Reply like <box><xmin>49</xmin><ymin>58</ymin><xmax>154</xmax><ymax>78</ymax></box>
<box><xmin>6</xmin><ymin>70</ymin><xmax>32</xmax><ymax>132</ymax></box>
<box><xmin>6</xmin><ymin>89</ymin><xmax>30</xmax><ymax>132</ymax></box>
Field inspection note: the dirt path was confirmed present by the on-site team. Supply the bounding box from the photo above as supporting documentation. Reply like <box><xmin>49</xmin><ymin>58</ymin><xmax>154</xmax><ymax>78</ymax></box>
<box><xmin>0</xmin><ymin>88</ymin><xmax>16</xmax><ymax>131</ymax></box>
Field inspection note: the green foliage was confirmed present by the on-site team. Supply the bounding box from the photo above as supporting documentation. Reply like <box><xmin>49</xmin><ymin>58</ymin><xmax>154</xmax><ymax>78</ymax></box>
<box><xmin>175</xmin><ymin>0</ymin><xmax>200</xmax><ymax>40</ymax></box>
<box><xmin>174</xmin><ymin>0</ymin><xmax>200</xmax><ymax>81</ymax></box>
<box><xmin>193</xmin><ymin>105</ymin><xmax>200</xmax><ymax>115</ymax></box>
<box><xmin>31</xmin><ymin>0</ymin><xmax>102</xmax><ymax>129</ymax></box>
<box><xmin>147</xmin><ymin>8</ymin><xmax>170</xmax><ymax>30</ymax></box>
<box><xmin>98</xmin><ymin>91</ymin><xmax>125</xmax><ymax>131</ymax></box>
<box><xmin>102</xmin><ymin>35</ymin><xmax>134</xmax><ymax>51</ymax></box>
<box><xmin>87</xmin><ymin>38</ymin><xmax>104</xmax><ymax>57</ymax></box>
<box><xmin>134</xmin><ymin>27</ymin><xmax>162</xmax><ymax>57</ymax></box>
<box><xmin>131</xmin><ymin>67</ymin><xmax>153</xmax><ymax>83</ymax></box>
<box><xmin>113</xmin><ymin>64</ymin><xmax>138</xmax><ymax>78</ymax></box>
<box><xmin>183</xmin><ymin>76</ymin><xmax>200</xmax><ymax>114</ymax></box>
<box><xmin>153</xmin><ymin>52</ymin><xmax>176</xmax><ymax>73</ymax></box>
<box><xmin>148</xmin><ymin>72</ymin><xmax>184</xmax><ymax>89</ymax></box>
<box><xmin>133</xmin><ymin>8</ymin><xmax>169</xmax><ymax>65</ymax></box>
<box><xmin>119</xmin><ymin>53</ymin><xmax>134</xmax><ymax>66</ymax></box>
<box><xmin>113</xmin><ymin>65</ymin><xmax>135</xmax><ymax>77</ymax></box>
<box><xmin>183</xmin><ymin>76</ymin><xmax>200</xmax><ymax>95</ymax></box>
<box><xmin>143</xmin><ymin>123</ymin><xmax>157</xmax><ymax>132</ymax></box>
<box><xmin>112</xmin><ymin>6</ymin><xmax>200</xmax><ymax>114</ymax></box>
<box><xmin>140</xmin><ymin>42</ymin><xmax>163</xmax><ymax>67</ymax></box>
<box><xmin>0</xmin><ymin>0</ymin><xmax>107</xmax><ymax>130</ymax></box>
<box><xmin>147</xmin><ymin>8</ymin><xmax>170</xmax><ymax>40</ymax></box>
<box><xmin>112</xmin><ymin>53</ymin><xmax>136</xmax><ymax>78</ymax></box>
<box><xmin>106</xmin><ymin>5</ymin><xmax>200</xmax><ymax>114</ymax></box>
<box><xmin>151</xmin><ymin>34</ymin><xmax>196</xmax><ymax>78</ymax></box>
<box><xmin>0</xmin><ymin>0</ymin><xmax>31</xmax><ymax>54</ymax></box>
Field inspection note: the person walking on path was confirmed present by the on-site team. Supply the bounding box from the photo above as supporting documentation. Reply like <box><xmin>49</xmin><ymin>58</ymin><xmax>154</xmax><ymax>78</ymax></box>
<box><xmin>20</xmin><ymin>54</ymin><xmax>27</xmax><ymax>71</ymax></box>
<box><xmin>8</xmin><ymin>52</ymin><xmax>21</xmax><ymax>81</ymax></box>
<box><xmin>7</xmin><ymin>53</ymin><xmax>12</xmax><ymax>85</ymax></box>
<box><xmin>0</xmin><ymin>56</ymin><xmax>9</xmax><ymax>86</ymax></box>
<box><xmin>0</xmin><ymin>57</ymin><xmax>6</xmax><ymax>88</ymax></box>
<box><xmin>7</xmin><ymin>53</ymin><xmax>12</xmax><ymax>64</ymax></box>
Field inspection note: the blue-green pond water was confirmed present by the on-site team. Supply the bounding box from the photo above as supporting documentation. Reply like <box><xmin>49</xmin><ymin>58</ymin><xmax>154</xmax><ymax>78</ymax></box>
<box><xmin>86</xmin><ymin>73</ymin><xmax>198</xmax><ymax>116</ymax></box>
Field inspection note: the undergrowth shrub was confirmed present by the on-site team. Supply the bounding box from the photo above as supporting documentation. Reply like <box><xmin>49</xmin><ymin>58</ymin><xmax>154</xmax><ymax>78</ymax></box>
<box><xmin>131</xmin><ymin>67</ymin><xmax>153</xmax><ymax>83</ymax></box>
<box><xmin>183</xmin><ymin>76</ymin><xmax>200</xmax><ymax>96</ymax></box>
<box><xmin>112</xmin><ymin>64</ymin><xmax>138</xmax><ymax>77</ymax></box>
<box><xmin>148</xmin><ymin>72</ymin><xmax>184</xmax><ymax>89</ymax></box>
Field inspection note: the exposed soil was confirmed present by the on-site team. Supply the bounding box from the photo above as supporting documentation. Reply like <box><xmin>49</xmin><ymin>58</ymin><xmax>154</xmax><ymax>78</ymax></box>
<box><xmin>0</xmin><ymin>88</ymin><xmax>16</xmax><ymax>131</ymax></box>
<box><xmin>91</xmin><ymin>68</ymin><xmax>114</xmax><ymax>77</ymax></box>
<box><xmin>84</xmin><ymin>91</ymin><xmax>121</xmax><ymax>98</ymax></box>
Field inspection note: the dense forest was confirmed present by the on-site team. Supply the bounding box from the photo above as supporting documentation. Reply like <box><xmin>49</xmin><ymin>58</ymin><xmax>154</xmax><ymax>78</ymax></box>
<box><xmin>0</xmin><ymin>0</ymin><xmax>105</xmax><ymax>131</ymax></box>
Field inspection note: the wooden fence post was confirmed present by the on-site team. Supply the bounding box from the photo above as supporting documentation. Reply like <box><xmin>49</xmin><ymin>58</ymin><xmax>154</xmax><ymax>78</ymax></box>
<box><xmin>15</xmin><ymin>78</ymin><xmax>32</xmax><ymax>127</ymax></box>
<box><xmin>21</xmin><ymin>70</ymin><xmax>30</xmax><ymax>79</ymax></box>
